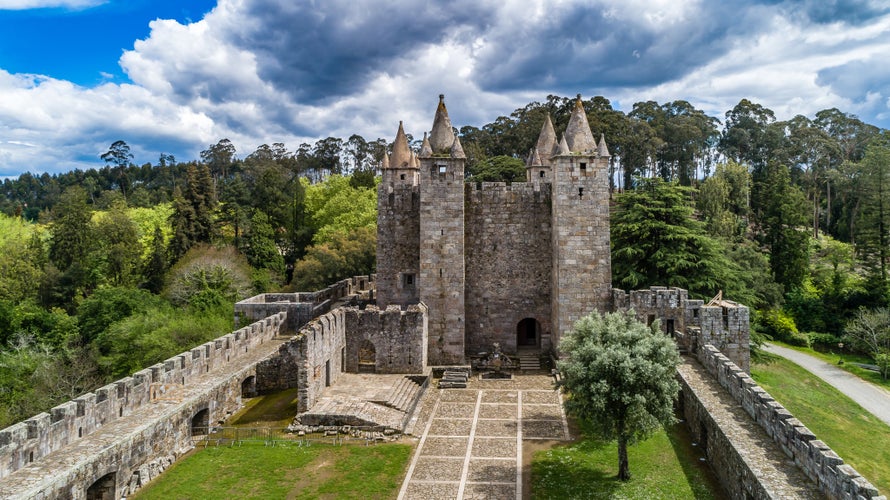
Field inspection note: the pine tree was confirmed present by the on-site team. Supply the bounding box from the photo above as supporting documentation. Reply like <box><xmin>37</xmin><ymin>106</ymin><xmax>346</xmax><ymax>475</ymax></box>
<box><xmin>143</xmin><ymin>226</ymin><xmax>167</xmax><ymax>294</ymax></box>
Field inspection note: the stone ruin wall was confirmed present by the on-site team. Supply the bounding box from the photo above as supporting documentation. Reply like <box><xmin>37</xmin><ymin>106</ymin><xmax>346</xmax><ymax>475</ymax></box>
<box><xmin>612</xmin><ymin>287</ymin><xmax>750</xmax><ymax>372</ymax></box>
<box><xmin>344</xmin><ymin>304</ymin><xmax>428</xmax><ymax>374</ymax></box>
<box><xmin>235</xmin><ymin>275</ymin><xmax>375</xmax><ymax>332</ymax></box>
<box><xmin>0</xmin><ymin>312</ymin><xmax>286</xmax><ymax>498</ymax></box>
<box><xmin>280</xmin><ymin>303</ymin><xmax>429</xmax><ymax>413</ymax></box>
<box><xmin>464</xmin><ymin>182</ymin><xmax>553</xmax><ymax>355</ymax></box>
<box><xmin>685</xmin><ymin>345</ymin><xmax>882</xmax><ymax>499</ymax></box>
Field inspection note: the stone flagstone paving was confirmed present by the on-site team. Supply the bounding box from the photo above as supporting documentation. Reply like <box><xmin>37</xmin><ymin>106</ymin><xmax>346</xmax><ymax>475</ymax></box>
<box><xmin>398</xmin><ymin>375</ymin><xmax>569</xmax><ymax>500</ymax></box>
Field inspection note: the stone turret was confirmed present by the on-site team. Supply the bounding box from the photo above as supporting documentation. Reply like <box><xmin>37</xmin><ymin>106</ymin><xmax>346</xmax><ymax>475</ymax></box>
<box><xmin>550</xmin><ymin>94</ymin><xmax>612</xmax><ymax>346</ymax></box>
<box><xmin>527</xmin><ymin>114</ymin><xmax>557</xmax><ymax>183</ymax></box>
<box><xmin>418</xmin><ymin>94</ymin><xmax>466</xmax><ymax>364</ymax></box>
<box><xmin>377</xmin><ymin>122</ymin><xmax>420</xmax><ymax>308</ymax></box>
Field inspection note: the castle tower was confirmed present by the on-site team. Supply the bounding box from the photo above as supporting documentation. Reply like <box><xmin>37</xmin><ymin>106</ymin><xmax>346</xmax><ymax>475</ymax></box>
<box><xmin>418</xmin><ymin>95</ymin><xmax>466</xmax><ymax>364</ymax></box>
<box><xmin>376</xmin><ymin>121</ymin><xmax>420</xmax><ymax>307</ymax></box>
<box><xmin>527</xmin><ymin>114</ymin><xmax>557</xmax><ymax>184</ymax></box>
<box><xmin>551</xmin><ymin>95</ymin><xmax>612</xmax><ymax>348</ymax></box>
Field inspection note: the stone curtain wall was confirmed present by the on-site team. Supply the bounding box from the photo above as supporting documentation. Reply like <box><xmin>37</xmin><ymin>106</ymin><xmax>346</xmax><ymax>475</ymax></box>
<box><xmin>344</xmin><ymin>304</ymin><xmax>428</xmax><ymax>374</ymax></box>
<box><xmin>0</xmin><ymin>313</ymin><xmax>286</xmax><ymax>498</ymax></box>
<box><xmin>697</xmin><ymin>345</ymin><xmax>882</xmax><ymax>499</ymax></box>
<box><xmin>0</xmin><ymin>312</ymin><xmax>286</xmax><ymax>481</ymax></box>
<box><xmin>465</xmin><ymin>182</ymin><xmax>553</xmax><ymax>355</ymax></box>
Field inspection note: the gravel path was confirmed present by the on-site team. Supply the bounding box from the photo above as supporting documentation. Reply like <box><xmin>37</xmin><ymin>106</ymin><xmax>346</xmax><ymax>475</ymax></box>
<box><xmin>762</xmin><ymin>343</ymin><xmax>890</xmax><ymax>427</ymax></box>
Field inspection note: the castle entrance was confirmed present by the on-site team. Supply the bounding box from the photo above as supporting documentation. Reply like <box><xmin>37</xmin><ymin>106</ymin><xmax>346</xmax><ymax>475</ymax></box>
<box><xmin>517</xmin><ymin>318</ymin><xmax>541</xmax><ymax>347</ymax></box>
<box><xmin>86</xmin><ymin>472</ymin><xmax>116</xmax><ymax>500</ymax></box>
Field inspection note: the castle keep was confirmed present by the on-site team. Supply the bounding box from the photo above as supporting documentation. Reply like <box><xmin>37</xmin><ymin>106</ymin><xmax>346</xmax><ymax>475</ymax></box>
<box><xmin>377</xmin><ymin>95</ymin><xmax>614</xmax><ymax>365</ymax></box>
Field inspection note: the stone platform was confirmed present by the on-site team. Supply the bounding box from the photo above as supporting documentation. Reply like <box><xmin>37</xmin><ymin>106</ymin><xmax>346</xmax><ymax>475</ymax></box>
<box><xmin>295</xmin><ymin>372</ymin><xmax>429</xmax><ymax>432</ymax></box>
<box><xmin>398</xmin><ymin>373</ymin><xmax>569</xmax><ymax>500</ymax></box>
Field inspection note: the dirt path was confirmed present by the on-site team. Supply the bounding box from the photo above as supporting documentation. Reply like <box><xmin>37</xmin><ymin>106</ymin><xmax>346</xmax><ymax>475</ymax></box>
<box><xmin>762</xmin><ymin>343</ymin><xmax>890</xmax><ymax>427</ymax></box>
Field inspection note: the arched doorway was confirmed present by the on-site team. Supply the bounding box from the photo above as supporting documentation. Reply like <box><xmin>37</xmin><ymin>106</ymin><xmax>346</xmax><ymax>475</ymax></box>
<box><xmin>517</xmin><ymin>318</ymin><xmax>540</xmax><ymax>347</ymax></box>
<box><xmin>86</xmin><ymin>471</ymin><xmax>116</xmax><ymax>500</ymax></box>
<box><xmin>191</xmin><ymin>408</ymin><xmax>210</xmax><ymax>436</ymax></box>
<box><xmin>358</xmin><ymin>340</ymin><xmax>376</xmax><ymax>373</ymax></box>
<box><xmin>241</xmin><ymin>376</ymin><xmax>257</xmax><ymax>398</ymax></box>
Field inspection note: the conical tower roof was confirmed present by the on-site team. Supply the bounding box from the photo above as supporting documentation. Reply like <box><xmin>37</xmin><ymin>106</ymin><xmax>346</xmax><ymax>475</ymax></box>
<box><xmin>526</xmin><ymin>147</ymin><xmax>536</xmax><ymax>167</ymax></box>
<box><xmin>429</xmin><ymin>94</ymin><xmax>456</xmax><ymax>154</ymax></box>
<box><xmin>390</xmin><ymin>121</ymin><xmax>414</xmax><ymax>169</ymax></box>
<box><xmin>557</xmin><ymin>134</ymin><xmax>570</xmax><ymax>156</ymax></box>
<box><xmin>535</xmin><ymin>114</ymin><xmax>557</xmax><ymax>163</ymax></box>
<box><xmin>419</xmin><ymin>132</ymin><xmax>432</xmax><ymax>158</ymax></box>
<box><xmin>450</xmin><ymin>135</ymin><xmax>466</xmax><ymax>159</ymax></box>
<box><xmin>382</xmin><ymin>153</ymin><xmax>390</xmax><ymax>169</ymax></box>
<box><xmin>598</xmin><ymin>133</ymin><xmax>611</xmax><ymax>157</ymax></box>
<box><xmin>564</xmin><ymin>94</ymin><xmax>596</xmax><ymax>153</ymax></box>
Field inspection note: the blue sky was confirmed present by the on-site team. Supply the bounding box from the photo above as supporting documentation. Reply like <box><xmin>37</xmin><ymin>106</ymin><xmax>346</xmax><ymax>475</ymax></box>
<box><xmin>1</xmin><ymin>0</ymin><xmax>890</xmax><ymax>176</ymax></box>
<box><xmin>0</xmin><ymin>1</ymin><xmax>215</xmax><ymax>85</ymax></box>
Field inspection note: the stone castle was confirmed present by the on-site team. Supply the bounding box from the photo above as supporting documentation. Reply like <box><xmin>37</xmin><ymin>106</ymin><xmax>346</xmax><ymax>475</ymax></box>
<box><xmin>5</xmin><ymin>95</ymin><xmax>883</xmax><ymax>500</ymax></box>
<box><xmin>376</xmin><ymin>94</ymin><xmax>747</xmax><ymax>369</ymax></box>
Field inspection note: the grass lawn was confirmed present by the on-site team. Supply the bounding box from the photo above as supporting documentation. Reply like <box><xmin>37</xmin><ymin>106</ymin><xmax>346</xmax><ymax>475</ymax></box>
<box><xmin>751</xmin><ymin>355</ymin><xmax>890</xmax><ymax>494</ymax></box>
<box><xmin>767</xmin><ymin>341</ymin><xmax>890</xmax><ymax>390</ymax></box>
<box><xmin>531</xmin><ymin>420</ymin><xmax>723</xmax><ymax>499</ymax></box>
<box><xmin>131</xmin><ymin>442</ymin><xmax>413</xmax><ymax>499</ymax></box>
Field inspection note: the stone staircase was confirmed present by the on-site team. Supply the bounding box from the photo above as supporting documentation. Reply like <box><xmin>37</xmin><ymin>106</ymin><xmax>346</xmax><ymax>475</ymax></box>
<box><xmin>381</xmin><ymin>376</ymin><xmax>425</xmax><ymax>413</ymax></box>
<box><xmin>518</xmin><ymin>350</ymin><xmax>542</xmax><ymax>370</ymax></box>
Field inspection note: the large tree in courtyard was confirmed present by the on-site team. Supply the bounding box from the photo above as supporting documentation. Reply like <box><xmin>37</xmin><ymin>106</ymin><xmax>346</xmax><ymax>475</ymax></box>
<box><xmin>558</xmin><ymin>310</ymin><xmax>680</xmax><ymax>481</ymax></box>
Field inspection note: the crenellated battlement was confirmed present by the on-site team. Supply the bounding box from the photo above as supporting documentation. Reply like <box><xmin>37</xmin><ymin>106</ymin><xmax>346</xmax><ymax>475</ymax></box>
<box><xmin>0</xmin><ymin>312</ymin><xmax>286</xmax><ymax>481</ymax></box>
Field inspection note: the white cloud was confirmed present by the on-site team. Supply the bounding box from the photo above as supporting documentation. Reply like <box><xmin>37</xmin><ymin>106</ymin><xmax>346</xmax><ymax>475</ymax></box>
<box><xmin>0</xmin><ymin>0</ymin><xmax>104</xmax><ymax>10</ymax></box>
<box><xmin>2</xmin><ymin>0</ymin><xmax>890</xmax><ymax>176</ymax></box>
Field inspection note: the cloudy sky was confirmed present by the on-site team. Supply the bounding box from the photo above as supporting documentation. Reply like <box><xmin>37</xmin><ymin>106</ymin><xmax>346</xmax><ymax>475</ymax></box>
<box><xmin>1</xmin><ymin>0</ymin><xmax>890</xmax><ymax>176</ymax></box>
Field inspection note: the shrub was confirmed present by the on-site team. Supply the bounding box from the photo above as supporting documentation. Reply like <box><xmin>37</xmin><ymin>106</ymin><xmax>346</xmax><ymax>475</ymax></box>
<box><xmin>164</xmin><ymin>244</ymin><xmax>253</xmax><ymax>307</ymax></box>
<box><xmin>808</xmin><ymin>332</ymin><xmax>841</xmax><ymax>350</ymax></box>
<box><xmin>760</xmin><ymin>308</ymin><xmax>809</xmax><ymax>347</ymax></box>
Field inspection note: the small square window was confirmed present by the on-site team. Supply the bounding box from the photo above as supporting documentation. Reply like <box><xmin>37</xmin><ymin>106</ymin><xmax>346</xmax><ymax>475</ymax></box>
<box><xmin>400</xmin><ymin>174</ymin><xmax>405</xmax><ymax>180</ymax></box>
<box><xmin>580</xmin><ymin>162</ymin><xmax>587</xmax><ymax>171</ymax></box>
<box><xmin>402</xmin><ymin>273</ymin><xmax>415</xmax><ymax>287</ymax></box>
<box><xmin>438</xmin><ymin>165</ymin><xmax>447</xmax><ymax>174</ymax></box>
<box><xmin>539</xmin><ymin>171</ymin><xmax>545</xmax><ymax>178</ymax></box>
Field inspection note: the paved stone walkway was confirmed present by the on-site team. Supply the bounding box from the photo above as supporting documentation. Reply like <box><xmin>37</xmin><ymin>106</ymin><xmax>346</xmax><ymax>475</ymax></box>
<box><xmin>763</xmin><ymin>343</ymin><xmax>890</xmax><ymax>427</ymax></box>
<box><xmin>398</xmin><ymin>375</ymin><xmax>568</xmax><ymax>500</ymax></box>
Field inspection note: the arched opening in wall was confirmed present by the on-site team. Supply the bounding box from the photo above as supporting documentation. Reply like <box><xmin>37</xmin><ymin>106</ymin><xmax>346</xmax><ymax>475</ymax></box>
<box><xmin>191</xmin><ymin>408</ymin><xmax>210</xmax><ymax>436</ymax></box>
<box><xmin>517</xmin><ymin>318</ymin><xmax>541</xmax><ymax>348</ymax></box>
<box><xmin>241</xmin><ymin>376</ymin><xmax>257</xmax><ymax>398</ymax></box>
<box><xmin>86</xmin><ymin>471</ymin><xmax>116</xmax><ymax>500</ymax></box>
<box><xmin>358</xmin><ymin>340</ymin><xmax>376</xmax><ymax>373</ymax></box>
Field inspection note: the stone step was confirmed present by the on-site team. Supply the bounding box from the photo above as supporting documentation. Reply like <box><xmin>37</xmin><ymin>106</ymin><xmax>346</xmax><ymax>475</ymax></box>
<box><xmin>384</xmin><ymin>376</ymin><xmax>422</xmax><ymax>413</ymax></box>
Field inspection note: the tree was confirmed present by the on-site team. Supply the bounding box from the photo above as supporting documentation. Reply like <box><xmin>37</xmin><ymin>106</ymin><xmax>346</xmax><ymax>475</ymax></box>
<box><xmin>101</xmin><ymin>140</ymin><xmax>134</xmax><ymax>197</ymax></box>
<box><xmin>855</xmin><ymin>138</ymin><xmax>890</xmax><ymax>297</ymax></box>
<box><xmin>611</xmin><ymin>178</ymin><xmax>737</xmax><ymax>298</ymax></box>
<box><xmin>244</xmin><ymin>210</ymin><xmax>284</xmax><ymax>274</ymax></box>
<box><xmin>558</xmin><ymin>310</ymin><xmax>680</xmax><ymax>481</ymax></box>
<box><xmin>466</xmin><ymin>155</ymin><xmax>526</xmax><ymax>183</ymax></box>
<box><xmin>143</xmin><ymin>225</ymin><xmax>167</xmax><ymax>294</ymax></box>
<box><xmin>844</xmin><ymin>308</ymin><xmax>890</xmax><ymax>380</ymax></box>
<box><xmin>757</xmin><ymin>163</ymin><xmax>810</xmax><ymax>292</ymax></box>
<box><xmin>200</xmin><ymin>138</ymin><xmax>236</xmax><ymax>181</ymax></box>
<box><xmin>93</xmin><ymin>201</ymin><xmax>141</xmax><ymax>287</ymax></box>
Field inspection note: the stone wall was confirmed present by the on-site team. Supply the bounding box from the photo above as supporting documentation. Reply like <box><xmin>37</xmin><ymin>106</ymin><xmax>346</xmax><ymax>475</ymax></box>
<box><xmin>235</xmin><ymin>276</ymin><xmax>374</xmax><ymax>332</ymax></box>
<box><xmin>292</xmin><ymin>308</ymin><xmax>348</xmax><ymax>413</ymax></box>
<box><xmin>0</xmin><ymin>312</ymin><xmax>285</xmax><ymax>482</ymax></box>
<box><xmin>696</xmin><ymin>345</ymin><xmax>882</xmax><ymax>499</ymax></box>
<box><xmin>551</xmin><ymin>153</ymin><xmax>612</xmax><ymax>347</ymax></box>
<box><xmin>344</xmin><ymin>304</ymin><xmax>428</xmax><ymax>374</ymax></box>
<box><xmin>465</xmin><ymin>181</ymin><xmax>553</xmax><ymax>354</ymax></box>
<box><xmin>419</xmin><ymin>156</ymin><xmax>466</xmax><ymax>364</ymax></box>
<box><xmin>0</xmin><ymin>313</ymin><xmax>286</xmax><ymax>499</ymax></box>
<box><xmin>376</xmin><ymin>182</ymin><xmax>420</xmax><ymax>307</ymax></box>
<box><xmin>613</xmin><ymin>287</ymin><xmax>750</xmax><ymax>372</ymax></box>
<box><xmin>677</xmin><ymin>372</ymin><xmax>771</xmax><ymax>499</ymax></box>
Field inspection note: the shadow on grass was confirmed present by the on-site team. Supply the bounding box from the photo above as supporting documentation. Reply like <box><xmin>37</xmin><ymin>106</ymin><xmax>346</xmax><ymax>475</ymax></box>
<box><xmin>531</xmin><ymin>422</ymin><xmax>621</xmax><ymax>499</ymax></box>
<box><xmin>666</xmin><ymin>417</ymin><xmax>726</xmax><ymax>500</ymax></box>
<box><xmin>230</xmin><ymin>388</ymin><xmax>300</xmax><ymax>427</ymax></box>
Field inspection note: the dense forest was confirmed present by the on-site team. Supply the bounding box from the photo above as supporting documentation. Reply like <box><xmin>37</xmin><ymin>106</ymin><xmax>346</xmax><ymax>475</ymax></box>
<box><xmin>2</xmin><ymin>94</ymin><xmax>890</xmax><ymax>428</ymax></box>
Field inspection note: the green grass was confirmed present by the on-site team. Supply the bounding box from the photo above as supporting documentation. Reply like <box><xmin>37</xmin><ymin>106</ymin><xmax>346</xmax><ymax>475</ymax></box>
<box><xmin>228</xmin><ymin>387</ymin><xmax>301</xmax><ymax>428</ymax></box>
<box><xmin>131</xmin><ymin>443</ymin><xmax>413</xmax><ymax>499</ymax></box>
<box><xmin>751</xmin><ymin>355</ymin><xmax>890</xmax><ymax>493</ymax></box>
<box><xmin>531</xmin><ymin>421</ymin><xmax>722</xmax><ymax>499</ymax></box>
<box><xmin>768</xmin><ymin>341</ymin><xmax>890</xmax><ymax>390</ymax></box>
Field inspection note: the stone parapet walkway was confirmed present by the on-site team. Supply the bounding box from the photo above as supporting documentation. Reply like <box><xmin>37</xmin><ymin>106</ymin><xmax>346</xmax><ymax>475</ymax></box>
<box><xmin>0</xmin><ymin>336</ymin><xmax>291</xmax><ymax>499</ymax></box>
<box><xmin>678</xmin><ymin>358</ymin><xmax>822</xmax><ymax>499</ymax></box>
<box><xmin>398</xmin><ymin>373</ymin><xmax>568</xmax><ymax>500</ymax></box>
